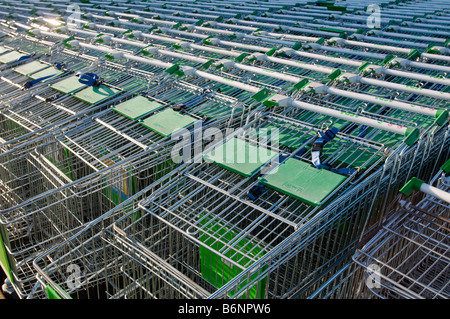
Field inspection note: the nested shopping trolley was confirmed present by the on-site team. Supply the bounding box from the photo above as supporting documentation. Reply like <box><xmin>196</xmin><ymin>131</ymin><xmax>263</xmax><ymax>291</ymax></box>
<box><xmin>0</xmin><ymin>0</ymin><xmax>449</xmax><ymax>300</ymax></box>
<box><xmin>0</xmin><ymin>49</ymin><xmax>150</xmax><ymax>209</ymax></box>
<box><xmin>350</xmin><ymin>159</ymin><xmax>450</xmax><ymax>299</ymax></box>
<box><xmin>33</xmin><ymin>107</ymin><xmax>423</xmax><ymax>299</ymax></box>
<box><xmin>0</xmin><ymin>51</ymin><xmax>267</xmax><ymax>298</ymax></box>
<box><xmin>0</xmin><ymin>48</ymin><xmax>158</xmax><ymax>298</ymax></box>
<box><xmin>0</xmin><ymin>44</ymin><xmax>106</xmax><ymax>149</ymax></box>
<box><xmin>31</xmin><ymin>45</ymin><xmax>450</xmax><ymax>299</ymax></box>
<box><xmin>0</xmin><ymin>29</ymin><xmax>63</xmax><ymax>100</ymax></box>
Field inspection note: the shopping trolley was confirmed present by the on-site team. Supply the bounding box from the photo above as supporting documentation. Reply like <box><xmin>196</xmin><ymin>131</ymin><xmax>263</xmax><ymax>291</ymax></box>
<box><xmin>0</xmin><ymin>46</ymin><xmax>268</xmax><ymax>298</ymax></box>
<box><xmin>31</xmin><ymin>107</ymin><xmax>420</xmax><ymax>299</ymax></box>
<box><xmin>0</xmin><ymin>31</ymin><xmax>61</xmax><ymax>99</ymax></box>
<box><xmin>0</xmin><ymin>0</ymin><xmax>447</xmax><ymax>300</ymax></box>
<box><xmin>352</xmin><ymin>159</ymin><xmax>450</xmax><ymax>299</ymax></box>
<box><xmin>32</xmin><ymin>171</ymin><xmax>200</xmax><ymax>299</ymax></box>
<box><xmin>0</xmin><ymin>48</ymin><xmax>158</xmax><ymax>298</ymax></box>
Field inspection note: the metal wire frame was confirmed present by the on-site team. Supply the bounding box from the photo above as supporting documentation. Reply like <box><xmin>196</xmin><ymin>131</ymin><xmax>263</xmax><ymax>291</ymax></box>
<box><xmin>0</xmin><ymin>57</ymin><xmax>156</xmax><ymax>297</ymax></box>
<box><xmin>0</xmin><ymin>75</ymin><xmax>261</xmax><ymax>298</ymax></box>
<box><xmin>261</xmin><ymin>51</ymin><xmax>365</xmax><ymax>74</ymax></box>
<box><xmin>325</xmin><ymin>39</ymin><xmax>450</xmax><ymax>67</ymax></box>
<box><xmin>346</xmin><ymin>31</ymin><xmax>443</xmax><ymax>53</ymax></box>
<box><xmin>0</xmin><ymin>60</ymin><xmax>143</xmax><ymax>143</ymax></box>
<box><xmin>0</xmin><ymin>56</ymin><xmax>95</xmax><ymax>136</ymax></box>
<box><xmin>17</xmin><ymin>32</ymin><xmax>450</xmax><ymax>126</ymax></box>
<box><xmin>268</xmin><ymin>102</ymin><xmax>441</xmax><ymax>162</ymax></box>
<box><xmin>345</xmin><ymin>125</ymin><xmax>450</xmax><ymax>246</ymax></box>
<box><xmin>32</xmin><ymin>177</ymin><xmax>199</xmax><ymax>299</ymax></box>
<box><xmin>241</xmin><ymin>57</ymin><xmax>450</xmax><ymax>126</ymax></box>
<box><xmin>384</xmin><ymin>21</ymin><xmax>450</xmax><ymax>41</ymax></box>
<box><xmin>365</xmin><ymin>29</ymin><xmax>448</xmax><ymax>54</ymax></box>
<box><xmin>346</xmin><ymin>157</ymin><xmax>448</xmax><ymax>299</ymax></box>
<box><xmin>108</xmin><ymin>40</ymin><xmax>242</xmax><ymax>73</ymax></box>
<box><xmin>30</xmin><ymin>4</ymin><xmax>450</xmax><ymax>95</ymax></box>
<box><xmin>29</xmin><ymin>5</ymin><xmax>448</xmax><ymax>87</ymax></box>
<box><xmin>80</xmin><ymin>27</ymin><xmax>256</xmax><ymax>65</ymax></box>
<box><xmin>293</xmin><ymin>160</ymin><xmax>450</xmax><ymax>299</ymax></box>
<box><xmin>410</xmin><ymin>124</ymin><xmax>450</xmax><ymax>183</ymax></box>
<box><xmin>28</xmin><ymin>111</ymin><xmax>385</xmax><ymax>299</ymax></box>
<box><xmin>162</xmin><ymin>27</ymin><xmax>283</xmax><ymax>53</ymax></box>
<box><xmin>264</xmin><ymin>45</ymin><xmax>450</xmax><ymax>97</ymax></box>
<box><xmin>92</xmin><ymin>114</ymin><xmax>394</xmax><ymax>298</ymax></box>
<box><xmin>63</xmin><ymin>7</ymin><xmax>450</xmax><ymax>160</ymax></box>
<box><xmin>0</xmin><ymin>43</ymin><xmax>63</xmax><ymax>100</ymax></box>
<box><xmin>351</xmin><ymin>168</ymin><xmax>450</xmax><ymax>299</ymax></box>
<box><xmin>25</xmin><ymin>91</ymin><xmax>260</xmax><ymax>298</ymax></box>
<box><xmin>339</xmin><ymin>75</ymin><xmax>448</xmax><ymax>108</ymax></box>
<box><xmin>285</xmin><ymin>38</ymin><xmax>447</xmax><ymax>74</ymax></box>
<box><xmin>0</xmin><ymin>0</ymin><xmax>446</xmax><ymax>300</ymax></box>
<box><xmin>206</xmin><ymin>172</ymin><xmax>400</xmax><ymax>298</ymax></box>
<box><xmin>0</xmin><ymin>60</ymin><xmax>152</xmax><ymax>209</ymax></box>
<box><xmin>125</xmin><ymin>24</ymin><xmax>448</xmax><ymax>108</ymax></box>
<box><xmin>204</xmin><ymin>125</ymin><xmax>449</xmax><ymax>299</ymax></box>
<box><xmin>304</xmin><ymin>262</ymin><xmax>360</xmax><ymax>299</ymax></box>
<box><xmin>0</xmin><ymin>31</ymin><xmax>52</xmax><ymax>60</ymax></box>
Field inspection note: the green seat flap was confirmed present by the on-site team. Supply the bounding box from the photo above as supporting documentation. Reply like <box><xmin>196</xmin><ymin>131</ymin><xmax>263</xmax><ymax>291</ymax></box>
<box><xmin>73</xmin><ymin>85</ymin><xmax>119</xmax><ymax>104</ymax></box>
<box><xmin>28</xmin><ymin>67</ymin><xmax>63</xmax><ymax>81</ymax></box>
<box><xmin>112</xmin><ymin>95</ymin><xmax>163</xmax><ymax>120</ymax></box>
<box><xmin>140</xmin><ymin>108</ymin><xmax>198</xmax><ymax>137</ymax></box>
<box><xmin>203</xmin><ymin>137</ymin><xmax>278</xmax><ymax>177</ymax></box>
<box><xmin>259</xmin><ymin>158</ymin><xmax>346</xmax><ymax>206</ymax></box>
<box><xmin>50</xmin><ymin>76</ymin><xmax>87</xmax><ymax>94</ymax></box>
<box><xmin>0</xmin><ymin>51</ymin><xmax>26</xmax><ymax>64</ymax></box>
<box><xmin>14</xmin><ymin>61</ymin><xmax>49</xmax><ymax>76</ymax></box>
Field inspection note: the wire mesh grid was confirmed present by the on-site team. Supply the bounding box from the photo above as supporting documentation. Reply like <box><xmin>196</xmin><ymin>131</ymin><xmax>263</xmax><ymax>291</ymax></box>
<box><xmin>32</xmin><ymin>112</ymin><xmax>403</xmax><ymax>299</ymax></box>
<box><xmin>0</xmin><ymin>0</ymin><xmax>448</xmax><ymax>300</ymax></box>
<box><xmin>352</xmin><ymin>168</ymin><xmax>450</xmax><ymax>299</ymax></box>
<box><xmin>0</xmin><ymin>65</ymin><xmax>264</xmax><ymax>297</ymax></box>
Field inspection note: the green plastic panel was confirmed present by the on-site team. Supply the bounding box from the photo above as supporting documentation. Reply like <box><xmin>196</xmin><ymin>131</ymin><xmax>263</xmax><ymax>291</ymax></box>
<box><xmin>46</xmin><ymin>285</ymin><xmax>63</xmax><ymax>299</ymax></box>
<box><xmin>13</xmin><ymin>61</ymin><xmax>49</xmax><ymax>76</ymax></box>
<box><xmin>322</xmin><ymin>142</ymin><xmax>381</xmax><ymax>170</ymax></box>
<box><xmin>199</xmin><ymin>214</ymin><xmax>267</xmax><ymax>299</ymax></box>
<box><xmin>0</xmin><ymin>51</ymin><xmax>26</xmax><ymax>64</ymax></box>
<box><xmin>140</xmin><ymin>109</ymin><xmax>198</xmax><ymax>137</ymax></box>
<box><xmin>28</xmin><ymin>67</ymin><xmax>63</xmax><ymax>81</ymax></box>
<box><xmin>203</xmin><ymin>138</ymin><xmax>278</xmax><ymax>177</ymax></box>
<box><xmin>46</xmin><ymin>283</ymin><xmax>72</xmax><ymax>299</ymax></box>
<box><xmin>112</xmin><ymin>95</ymin><xmax>163</xmax><ymax>120</ymax></box>
<box><xmin>0</xmin><ymin>46</ymin><xmax>9</xmax><ymax>54</ymax></box>
<box><xmin>259</xmin><ymin>158</ymin><xmax>347</xmax><ymax>206</ymax></box>
<box><xmin>0</xmin><ymin>227</ymin><xmax>13</xmax><ymax>283</ymax></box>
<box><xmin>73</xmin><ymin>85</ymin><xmax>119</xmax><ymax>104</ymax></box>
<box><xmin>50</xmin><ymin>76</ymin><xmax>86</xmax><ymax>94</ymax></box>
<box><xmin>257</xmin><ymin>124</ymin><xmax>314</xmax><ymax>151</ymax></box>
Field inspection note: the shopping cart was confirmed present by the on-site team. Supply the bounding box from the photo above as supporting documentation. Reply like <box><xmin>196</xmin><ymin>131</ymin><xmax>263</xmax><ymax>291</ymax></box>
<box><xmin>0</xmin><ymin>0</ymin><xmax>448</xmax><ymax>300</ymax></box>
<box><xmin>31</xmin><ymin>107</ymin><xmax>420</xmax><ymax>299</ymax></box>
<box><xmin>0</xmin><ymin>31</ymin><xmax>62</xmax><ymax>99</ymax></box>
<box><xmin>0</xmin><ymin>41</ymin><xmax>270</xmax><ymax>298</ymax></box>
<box><xmin>351</xmin><ymin>159</ymin><xmax>450</xmax><ymax>299</ymax></box>
<box><xmin>0</xmin><ymin>41</ymin><xmax>158</xmax><ymax>298</ymax></box>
